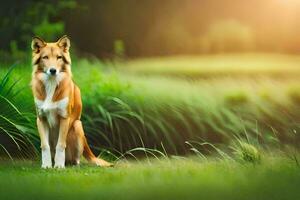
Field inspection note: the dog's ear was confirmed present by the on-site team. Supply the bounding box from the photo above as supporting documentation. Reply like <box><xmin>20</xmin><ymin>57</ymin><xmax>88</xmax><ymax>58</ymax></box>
<box><xmin>57</xmin><ymin>35</ymin><xmax>70</xmax><ymax>52</ymax></box>
<box><xmin>31</xmin><ymin>36</ymin><xmax>46</xmax><ymax>53</ymax></box>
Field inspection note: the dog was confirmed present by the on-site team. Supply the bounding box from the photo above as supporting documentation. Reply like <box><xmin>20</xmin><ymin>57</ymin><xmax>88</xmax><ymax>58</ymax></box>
<box><xmin>31</xmin><ymin>35</ymin><xmax>112</xmax><ymax>168</ymax></box>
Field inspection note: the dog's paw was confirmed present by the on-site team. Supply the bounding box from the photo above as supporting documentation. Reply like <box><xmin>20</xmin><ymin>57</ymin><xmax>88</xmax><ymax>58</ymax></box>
<box><xmin>54</xmin><ymin>147</ymin><xmax>65</xmax><ymax>169</ymax></box>
<box><xmin>41</xmin><ymin>148</ymin><xmax>52</xmax><ymax>169</ymax></box>
<box><xmin>54</xmin><ymin>163</ymin><xmax>65</xmax><ymax>169</ymax></box>
<box><xmin>41</xmin><ymin>163</ymin><xmax>52</xmax><ymax>169</ymax></box>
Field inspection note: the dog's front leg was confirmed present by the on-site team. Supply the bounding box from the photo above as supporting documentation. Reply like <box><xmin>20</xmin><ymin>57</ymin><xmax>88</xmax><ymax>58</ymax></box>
<box><xmin>54</xmin><ymin>117</ymin><xmax>70</xmax><ymax>168</ymax></box>
<box><xmin>37</xmin><ymin>117</ymin><xmax>52</xmax><ymax>168</ymax></box>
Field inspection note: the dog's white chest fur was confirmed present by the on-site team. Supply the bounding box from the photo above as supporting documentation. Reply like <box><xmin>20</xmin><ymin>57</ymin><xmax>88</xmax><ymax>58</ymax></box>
<box><xmin>35</xmin><ymin>76</ymin><xmax>68</xmax><ymax>128</ymax></box>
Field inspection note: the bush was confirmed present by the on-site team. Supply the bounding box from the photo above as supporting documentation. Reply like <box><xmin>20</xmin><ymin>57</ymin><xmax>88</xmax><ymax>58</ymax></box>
<box><xmin>231</xmin><ymin>140</ymin><xmax>261</xmax><ymax>164</ymax></box>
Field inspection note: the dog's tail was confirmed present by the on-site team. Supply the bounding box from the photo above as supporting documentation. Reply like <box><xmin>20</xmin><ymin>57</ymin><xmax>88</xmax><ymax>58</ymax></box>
<box><xmin>82</xmin><ymin>136</ymin><xmax>113</xmax><ymax>167</ymax></box>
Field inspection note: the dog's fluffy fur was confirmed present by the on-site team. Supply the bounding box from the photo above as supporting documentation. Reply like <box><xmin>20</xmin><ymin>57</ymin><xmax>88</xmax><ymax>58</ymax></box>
<box><xmin>31</xmin><ymin>36</ymin><xmax>112</xmax><ymax>168</ymax></box>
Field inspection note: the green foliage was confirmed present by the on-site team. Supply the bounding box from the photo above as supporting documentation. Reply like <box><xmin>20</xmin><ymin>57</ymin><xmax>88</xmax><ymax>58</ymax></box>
<box><xmin>76</xmin><ymin>72</ymin><xmax>300</xmax><ymax>155</ymax></box>
<box><xmin>1</xmin><ymin>54</ymin><xmax>300</xmax><ymax>158</ymax></box>
<box><xmin>33</xmin><ymin>19</ymin><xmax>64</xmax><ymax>41</ymax></box>
<box><xmin>231</xmin><ymin>140</ymin><xmax>261</xmax><ymax>164</ymax></box>
<box><xmin>0</xmin><ymin>66</ymin><xmax>38</xmax><ymax>159</ymax></box>
<box><xmin>0</xmin><ymin>0</ymin><xmax>77</xmax><ymax>61</ymax></box>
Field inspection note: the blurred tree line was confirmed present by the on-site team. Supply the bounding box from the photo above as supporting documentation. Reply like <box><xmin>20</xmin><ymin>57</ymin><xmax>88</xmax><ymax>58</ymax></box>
<box><xmin>0</xmin><ymin>0</ymin><xmax>77</xmax><ymax>62</ymax></box>
<box><xmin>1</xmin><ymin>0</ymin><xmax>300</xmax><ymax>60</ymax></box>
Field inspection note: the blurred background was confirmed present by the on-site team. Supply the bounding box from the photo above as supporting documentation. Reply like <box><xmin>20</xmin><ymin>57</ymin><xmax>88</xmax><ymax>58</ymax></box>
<box><xmin>1</xmin><ymin>0</ymin><xmax>300</xmax><ymax>60</ymax></box>
<box><xmin>1</xmin><ymin>0</ymin><xmax>300</xmax><ymax>159</ymax></box>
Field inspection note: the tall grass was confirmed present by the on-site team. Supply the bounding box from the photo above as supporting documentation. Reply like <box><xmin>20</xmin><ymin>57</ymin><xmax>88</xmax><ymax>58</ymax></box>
<box><xmin>1</xmin><ymin>54</ymin><xmax>300</xmax><ymax>159</ymax></box>
<box><xmin>80</xmin><ymin>73</ymin><xmax>300</xmax><ymax>156</ymax></box>
<box><xmin>0</xmin><ymin>66</ymin><xmax>38</xmax><ymax>159</ymax></box>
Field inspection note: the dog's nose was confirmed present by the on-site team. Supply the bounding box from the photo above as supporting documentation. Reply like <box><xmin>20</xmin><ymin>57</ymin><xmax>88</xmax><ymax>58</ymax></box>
<box><xmin>49</xmin><ymin>68</ymin><xmax>57</xmax><ymax>75</ymax></box>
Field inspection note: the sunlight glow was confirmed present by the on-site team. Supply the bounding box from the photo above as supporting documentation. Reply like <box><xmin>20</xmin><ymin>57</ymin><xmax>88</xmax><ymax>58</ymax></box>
<box><xmin>277</xmin><ymin>0</ymin><xmax>300</xmax><ymax>5</ymax></box>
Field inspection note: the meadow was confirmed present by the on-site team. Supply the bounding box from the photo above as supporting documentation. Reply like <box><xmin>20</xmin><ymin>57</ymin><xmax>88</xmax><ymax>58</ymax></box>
<box><xmin>1</xmin><ymin>53</ymin><xmax>300</xmax><ymax>158</ymax></box>
<box><xmin>120</xmin><ymin>53</ymin><xmax>300</xmax><ymax>78</ymax></box>
<box><xmin>1</xmin><ymin>156</ymin><xmax>300</xmax><ymax>200</ymax></box>
<box><xmin>3</xmin><ymin>0</ymin><xmax>300</xmax><ymax>198</ymax></box>
<box><xmin>1</xmin><ymin>53</ymin><xmax>300</xmax><ymax>199</ymax></box>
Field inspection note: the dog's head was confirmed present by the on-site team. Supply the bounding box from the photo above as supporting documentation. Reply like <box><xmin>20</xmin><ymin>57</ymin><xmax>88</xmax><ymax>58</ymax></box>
<box><xmin>31</xmin><ymin>36</ymin><xmax>71</xmax><ymax>76</ymax></box>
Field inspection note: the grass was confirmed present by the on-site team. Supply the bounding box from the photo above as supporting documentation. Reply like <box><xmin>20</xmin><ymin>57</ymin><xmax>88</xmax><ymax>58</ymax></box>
<box><xmin>0</xmin><ymin>156</ymin><xmax>300</xmax><ymax>200</ymax></box>
<box><xmin>0</xmin><ymin>65</ymin><xmax>38</xmax><ymax>158</ymax></box>
<box><xmin>118</xmin><ymin>53</ymin><xmax>300</xmax><ymax>78</ymax></box>
<box><xmin>1</xmin><ymin>53</ymin><xmax>300</xmax><ymax>157</ymax></box>
<box><xmin>111</xmin><ymin>75</ymin><xmax>300</xmax><ymax>152</ymax></box>
<box><xmin>1</xmin><ymin>53</ymin><xmax>300</xmax><ymax>200</ymax></box>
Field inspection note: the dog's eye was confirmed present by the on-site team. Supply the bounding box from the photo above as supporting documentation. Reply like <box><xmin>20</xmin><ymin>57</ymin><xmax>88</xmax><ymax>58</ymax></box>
<box><xmin>42</xmin><ymin>56</ymin><xmax>48</xmax><ymax>59</ymax></box>
<box><xmin>57</xmin><ymin>56</ymin><xmax>62</xmax><ymax>59</ymax></box>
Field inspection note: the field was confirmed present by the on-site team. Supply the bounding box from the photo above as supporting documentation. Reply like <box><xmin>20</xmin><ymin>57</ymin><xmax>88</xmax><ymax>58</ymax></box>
<box><xmin>2</xmin><ymin>54</ymin><xmax>300</xmax><ymax>156</ymax></box>
<box><xmin>1</xmin><ymin>156</ymin><xmax>300</xmax><ymax>200</ymax></box>
<box><xmin>119</xmin><ymin>53</ymin><xmax>300</xmax><ymax>78</ymax></box>
<box><xmin>1</xmin><ymin>53</ymin><xmax>300</xmax><ymax>199</ymax></box>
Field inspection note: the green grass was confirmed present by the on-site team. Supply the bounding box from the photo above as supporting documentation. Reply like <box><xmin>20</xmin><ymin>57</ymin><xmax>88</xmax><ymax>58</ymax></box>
<box><xmin>0</xmin><ymin>65</ymin><xmax>38</xmax><ymax>158</ymax></box>
<box><xmin>118</xmin><ymin>53</ymin><xmax>300</xmax><ymax>78</ymax></box>
<box><xmin>1</xmin><ymin>53</ymin><xmax>300</xmax><ymax>157</ymax></box>
<box><xmin>1</xmin><ymin>53</ymin><xmax>300</xmax><ymax>200</ymax></box>
<box><xmin>0</xmin><ymin>156</ymin><xmax>300</xmax><ymax>200</ymax></box>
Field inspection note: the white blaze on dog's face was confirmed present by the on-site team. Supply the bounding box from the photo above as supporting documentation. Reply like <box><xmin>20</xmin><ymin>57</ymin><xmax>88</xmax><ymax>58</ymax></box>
<box><xmin>31</xmin><ymin>36</ymin><xmax>71</xmax><ymax>77</ymax></box>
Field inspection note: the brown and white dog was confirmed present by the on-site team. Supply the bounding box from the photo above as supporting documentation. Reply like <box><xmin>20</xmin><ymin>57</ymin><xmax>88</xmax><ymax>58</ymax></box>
<box><xmin>31</xmin><ymin>36</ymin><xmax>112</xmax><ymax>168</ymax></box>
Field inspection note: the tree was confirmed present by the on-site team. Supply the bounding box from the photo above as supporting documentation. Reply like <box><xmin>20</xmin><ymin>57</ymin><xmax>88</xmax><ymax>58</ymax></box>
<box><xmin>0</xmin><ymin>0</ymin><xmax>77</xmax><ymax>61</ymax></box>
